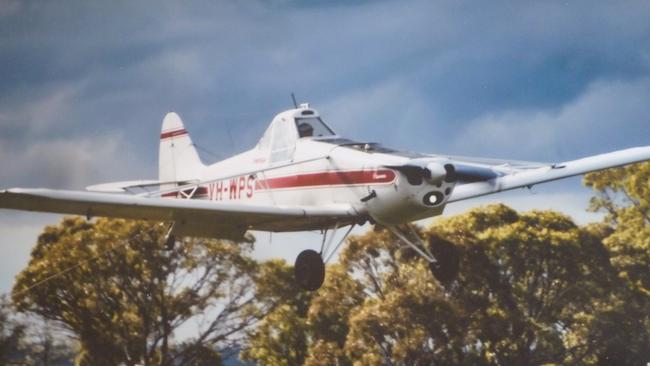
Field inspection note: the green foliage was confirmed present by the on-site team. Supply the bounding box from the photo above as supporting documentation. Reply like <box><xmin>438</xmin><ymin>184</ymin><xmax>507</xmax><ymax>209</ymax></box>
<box><xmin>245</xmin><ymin>200</ymin><xmax>649</xmax><ymax>365</ymax></box>
<box><xmin>583</xmin><ymin>163</ymin><xmax>650</xmax><ymax>364</ymax></box>
<box><xmin>585</xmin><ymin>162</ymin><xmax>650</xmax><ymax>295</ymax></box>
<box><xmin>12</xmin><ymin>217</ymin><xmax>259</xmax><ymax>365</ymax></box>
<box><xmin>241</xmin><ymin>262</ymin><xmax>363</xmax><ymax>366</ymax></box>
<box><xmin>240</xmin><ymin>260</ymin><xmax>312</xmax><ymax>366</ymax></box>
<box><xmin>429</xmin><ymin>206</ymin><xmax>613</xmax><ymax>365</ymax></box>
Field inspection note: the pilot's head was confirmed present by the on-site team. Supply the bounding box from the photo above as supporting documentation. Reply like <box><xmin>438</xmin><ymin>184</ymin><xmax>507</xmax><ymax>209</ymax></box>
<box><xmin>298</xmin><ymin>122</ymin><xmax>314</xmax><ymax>137</ymax></box>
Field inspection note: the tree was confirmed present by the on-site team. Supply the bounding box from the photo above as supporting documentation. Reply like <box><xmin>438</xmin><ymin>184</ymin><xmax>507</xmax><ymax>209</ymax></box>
<box><xmin>244</xmin><ymin>205</ymin><xmax>627</xmax><ymax>365</ymax></box>
<box><xmin>585</xmin><ymin>162</ymin><xmax>650</xmax><ymax>295</ymax></box>
<box><xmin>241</xmin><ymin>261</ymin><xmax>363</xmax><ymax>366</ymax></box>
<box><xmin>12</xmin><ymin>217</ymin><xmax>260</xmax><ymax>366</ymax></box>
<box><xmin>240</xmin><ymin>260</ymin><xmax>312</xmax><ymax>366</ymax></box>
<box><xmin>426</xmin><ymin>205</ymin><xmax>614</xmax><ymax>365</ymax></box>
<box><xmin>339</xmin><ymin>225</ymin><xmax>468</xmax><ymax>365</ymax></box>
<box><xmin>1</xmin><ymin>294</ymin><xmax>27</xmax><ymax>364</ymax></box>
<box><xmin>303</xmin><ymin>264</ymin><xmax>364</xmax><ymax>366</ymax></box>
<box><xmin>0</xmin><ymin>295</ymin><xmax>75</xmax><ymax>366</ymax></box>
<box><xmin>22</xmin><ymin>318</ymin><xmax>77</xmax><ymax>366</ymax></box>
<box><xmin>582</xmin><ymin>162</ymin><xmax>650</xmax><ymax>364</ymax></box>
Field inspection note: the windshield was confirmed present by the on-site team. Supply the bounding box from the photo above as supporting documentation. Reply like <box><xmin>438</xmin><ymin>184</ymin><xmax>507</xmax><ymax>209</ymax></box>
<box><xmin>320</xmin><ymin>138</ymin><xmax>427</xmax><ymax>158</ymax></box>
<box><xmin>295</xmin><ymin>117</ymin><xmax>335</xmax><ymax>138</ymax></box>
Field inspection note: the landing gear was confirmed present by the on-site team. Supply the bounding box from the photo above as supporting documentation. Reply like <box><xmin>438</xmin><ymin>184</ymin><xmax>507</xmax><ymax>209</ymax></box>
<box><xmin>427</xmin><ymin>235</ymin><xmax>459</xmax><ymax>284</ymax></box>
<box><xmin>293</xmin><ymin>223</ymin><xmax>356</xmax><ymax>291</ymax></box>
<box><xmin>294</xmin><ymin>249</ymin><xmax>325</xmax><ymax>291</ymax></box>
<box><xmin>164</xmin><ymin>223</ymin><xmax>176</xmax><ymax>251</ymax></box>
<box><xmin>387</xmin><ymin>225</ymin><xmax>460</xmax><ymax>284</ymax></box>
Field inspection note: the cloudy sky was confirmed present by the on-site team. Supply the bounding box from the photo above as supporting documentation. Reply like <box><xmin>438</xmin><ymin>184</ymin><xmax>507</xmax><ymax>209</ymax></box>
<box><xmin>1</xmin><ymin>0</ymin><xmax>650</xmax><ymax>293</ymax></box>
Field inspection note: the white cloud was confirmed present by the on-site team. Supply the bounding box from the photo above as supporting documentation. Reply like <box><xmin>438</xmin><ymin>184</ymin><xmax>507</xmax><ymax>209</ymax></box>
<box><xmin>452</xmin><ymin>77</ymin><xmax>650</xmax><ymax>161</ymax></box>
<box><xmin>0</xmin><ymin>134</ymin><xmax>143</xmax><ymax>189</ymax></box>
<box><xmin>318</xmin><ymin>78</ymin><xmax>441</xmax><ymax>150</ymax></box>
<box><xmin>0</xmin><ymin>81</ymin><xmax>85</xmax><ymax>138</ymax></box>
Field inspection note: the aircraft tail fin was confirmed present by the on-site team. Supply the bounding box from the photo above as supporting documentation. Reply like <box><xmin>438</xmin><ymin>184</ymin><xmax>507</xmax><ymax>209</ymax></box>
<box><xmin>159</xmin><ymin>112</ymin><xmax>205</xmax><ymax>184</ymax></box>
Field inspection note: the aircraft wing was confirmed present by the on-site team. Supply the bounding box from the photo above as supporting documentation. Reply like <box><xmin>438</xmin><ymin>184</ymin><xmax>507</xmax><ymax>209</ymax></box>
<box><xmin>0</xmin><ymin>188</ymin><xmax>357</xmax><ymax>237</ymax></box>
<box><xmin>428</xmin><ymin>154</ymin><xmax>548</xmax><ymax>169</ymax></box>
<box><xmin>447</xmin><ymin>146</ymin><xmax>650</xmax><ymax>203</ymax></box>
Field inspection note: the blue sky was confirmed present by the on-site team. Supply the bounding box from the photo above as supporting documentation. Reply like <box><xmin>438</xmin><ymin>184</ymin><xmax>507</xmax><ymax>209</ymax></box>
<box><xmin>1</xmin><ymin>0</ymin><xmax>650</xmax><ymax>293</ymax></box>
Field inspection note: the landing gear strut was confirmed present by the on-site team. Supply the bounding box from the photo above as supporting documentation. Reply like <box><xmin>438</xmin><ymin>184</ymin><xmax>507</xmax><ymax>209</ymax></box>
<box><xmin>387</xmin><ymin>225</ymin><xmax>460</xmax><ymax>284</ymax></box>
<box><xmin>164</xmin><ymin>223</ymin><xmax>176</xmax><ymax>251</ymax></box>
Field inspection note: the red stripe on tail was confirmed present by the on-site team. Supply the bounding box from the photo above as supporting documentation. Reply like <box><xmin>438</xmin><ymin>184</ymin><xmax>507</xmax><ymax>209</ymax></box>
<box><xmin>160</xmin><ymin>129</ymin><xmax>188</xmax><ymax>139</ymax></box>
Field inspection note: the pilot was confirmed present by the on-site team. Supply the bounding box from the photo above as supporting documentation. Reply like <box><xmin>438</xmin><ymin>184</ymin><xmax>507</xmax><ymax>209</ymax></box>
<box><xmin>298</xmin><ymin>122</ymin><xmax>314</xmax><ymax>137</ymax></box>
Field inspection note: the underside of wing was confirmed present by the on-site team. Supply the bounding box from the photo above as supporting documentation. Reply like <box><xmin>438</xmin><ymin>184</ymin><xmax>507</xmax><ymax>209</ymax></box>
<box><xmin>0</xmin><ymin>188</ymin><xmax>357</xmax><ymax>238</ymax></box>
<box><xmin>447</xmin><ymin>146</ymin><xmax>650</xmax><ymax>203</ymax></box>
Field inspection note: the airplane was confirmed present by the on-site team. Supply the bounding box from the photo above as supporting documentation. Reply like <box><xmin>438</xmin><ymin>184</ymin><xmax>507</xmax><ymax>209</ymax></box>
<box><xmin>2</xmin><ymin>102</ymin><xmax>650</xmax><ymax>291</ymax></box>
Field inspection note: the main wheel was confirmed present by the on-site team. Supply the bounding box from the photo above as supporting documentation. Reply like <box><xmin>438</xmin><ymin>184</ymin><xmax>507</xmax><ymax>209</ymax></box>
<box><xmin>294</xmin><ymin>249</ymin><xmax>325</xmax><ymax>291</ymax></box>
<box><xmin>428</xmin><ymin>235</ymin><xmax>460</xmax><ymax>284</ymax></box>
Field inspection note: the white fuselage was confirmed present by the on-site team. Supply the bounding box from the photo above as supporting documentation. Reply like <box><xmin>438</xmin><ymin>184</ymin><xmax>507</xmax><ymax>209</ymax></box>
<box><xmin>163</xmin><ymin>108</ymin><xmax>456</xmax><ymax>231</ymax></box>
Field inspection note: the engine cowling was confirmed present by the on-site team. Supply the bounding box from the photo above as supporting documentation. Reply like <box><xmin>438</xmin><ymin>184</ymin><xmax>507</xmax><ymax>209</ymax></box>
<box><xmin>388</xmin><ymin>160</ymin><xmax>456</xmax><ymax>185</ymax></box>
<box><xmin>389</xmin><ymin>159</ymin><xmax>500</xmax><ymax>184</ymax></box>
<box><xmin>424</xmin><ymin>162</ymin><xmax>455</xmax><ymax>183</ymax></box>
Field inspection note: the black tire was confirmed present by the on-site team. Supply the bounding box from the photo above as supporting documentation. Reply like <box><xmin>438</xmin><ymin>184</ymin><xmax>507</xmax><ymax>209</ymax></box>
<box><xmin>428</xmin><ymin>236</ymin><xmax>460</xmax><ymax>284</ymax></box>
<box><xmin>294</xmin><ymin>249</ymin><xmax>325</xmax><ymax>291</ymax></box>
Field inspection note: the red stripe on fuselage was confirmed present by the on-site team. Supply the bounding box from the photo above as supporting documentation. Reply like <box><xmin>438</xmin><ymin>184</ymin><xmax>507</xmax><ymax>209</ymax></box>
<box><xmin>160</xmin><ymin>170</ymin><xmax>396</xmax><ymax>199</ymax></box>
<box><xmin>160</xmin><ymin>129</ymin><xmax>188</xmax><ymax>139</ymax></box>
<box><xmin>256</xmin><ymin>169</ymin><xmax>396</xmax><ymax>190</ymax></box>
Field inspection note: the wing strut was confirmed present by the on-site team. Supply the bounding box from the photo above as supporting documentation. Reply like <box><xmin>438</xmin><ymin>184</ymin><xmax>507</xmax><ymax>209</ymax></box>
<box><xmin>320</xmin><ymin>223</ymin><xmax>356</xmax><ymax>264</ymax></box>
<box><xmin>386</xmin><ymin>225</ymin><xmax>437</xmax><ymax>264</ymax></box>
<box><xmin>164</xmin><ymin>223</ymin><xmax>176</xmax><ymax>250</ymax></box>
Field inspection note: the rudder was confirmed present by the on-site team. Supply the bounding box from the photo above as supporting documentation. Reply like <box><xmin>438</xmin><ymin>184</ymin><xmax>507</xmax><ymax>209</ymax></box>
<box><xmin>159</xmin><ymin>112</ymin><xmax>204</xmax><ymax>184</ymax></box>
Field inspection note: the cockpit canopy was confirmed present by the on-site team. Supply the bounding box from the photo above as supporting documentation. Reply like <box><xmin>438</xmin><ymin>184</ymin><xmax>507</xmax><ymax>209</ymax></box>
<box><xmin>257</xmin><ymin>106</ymin><xmax>336</xmax><ymax>162</ymax></box>
<box><xmin>295</xmin><ymin>117</ymin><xmax>335</xmax><ymax>138</ymax></box>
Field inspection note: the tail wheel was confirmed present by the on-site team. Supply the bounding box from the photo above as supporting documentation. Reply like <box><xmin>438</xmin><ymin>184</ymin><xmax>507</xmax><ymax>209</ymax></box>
<box><xmin>428</xmin><ymin>236</ymin><xmax>460</xmax><ymax>284</ymax></box>
<box><xmin>294</xmin><ymin>249</ymin><xmax>325</xmax><ymax>291</ymax></box>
